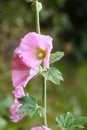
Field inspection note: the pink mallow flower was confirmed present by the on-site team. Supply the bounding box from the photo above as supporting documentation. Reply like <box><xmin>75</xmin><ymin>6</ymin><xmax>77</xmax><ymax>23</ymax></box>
<box><xmin>17</xmin><ymin>32</ymin><xmax>53</xmax><ymax>69</ymax></box>
<box><xmin>31</xmin><ymin>126</ymin><xmax>51</xmax><ymax>130</ymax></box>
<box><xmin>10</xmin><ymin>98</ymin><xmax>24</xmax><ymax>122</ymax></box>
<box><xmin>12</xmin><ymin>86</ymin><xmax>25</xmax><ymax>98</ymax></box>
<box><xmin>12</xmin><ymin>48</ymin><xmax>38</xmax><ymax>87</ymax></box>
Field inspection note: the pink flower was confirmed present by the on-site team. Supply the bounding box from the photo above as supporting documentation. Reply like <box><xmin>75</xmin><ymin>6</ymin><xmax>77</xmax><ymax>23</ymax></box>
<box><xmin>31</xmin><ymin>126</ymin><xmax>51</xmax><ymax>130</ymax></box>
<box><xmin>17</xmin><ymin>32</ymin><xmax>53</xmax><ymax>69</ymax></box>
<box><xmin>10</xmin><ymin>99</ymin><xmax>24</xmax><ymax>122</ymax></box>
<box><xmin>12</xmin><ymin>86</ymin><xmax>25</xmax><ymax>98</ymax></box>
<box><xmin>12</xmin><ymin>48</ymin><xmax>37</xmax><ymax>87</ymax></box>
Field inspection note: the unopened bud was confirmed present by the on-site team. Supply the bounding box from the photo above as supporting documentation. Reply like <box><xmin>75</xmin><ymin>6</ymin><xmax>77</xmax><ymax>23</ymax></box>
<box><xmin>25</xmin><ymin>0</ymin><xmax>34</xmax><ymax>2</ymax></box>
<box><xmin>31</xmin><ymin>1</ymin><xmax>42</xmax><ymax>12</ymax></box>
<box><xmin>37</xmin><ymin>2</ymin><xmax>42</xmax><ymax>12</ymax></box>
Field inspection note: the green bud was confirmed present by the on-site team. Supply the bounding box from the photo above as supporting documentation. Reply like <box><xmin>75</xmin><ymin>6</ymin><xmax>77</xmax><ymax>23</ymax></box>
<box><xmin>25</xmin><ymin>0</ymin><xmax>34</xmax><ymax>2</ymax></box>
<box><xmin>37</xmin><ymin>2</ymin><xmax>42</xmax><ymax>12</ymax></box>
<box><xmin>31</xmin><ymin>1</ymin><xmax>42</xmax><ymax>12</ymax></box>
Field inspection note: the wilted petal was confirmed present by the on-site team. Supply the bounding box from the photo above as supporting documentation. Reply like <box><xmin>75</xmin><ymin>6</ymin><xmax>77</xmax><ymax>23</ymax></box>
<box><xmin>31</xmin><ymin>126</ymin><xmax>51</xmax><ymax>130</ymax></box>
<box><xmin>10</xmin><ymin>99</ymin><xmax>24</xmax><ymax>122</ymax></box>
<box><xmin>10</xmin><ymin>113</ymin><xmax>24</xmax><ymax>123</ymax></box>
<box><xmin>12</xmin><ymin>86</ymin><xmax>25</xmax><ymax>98</ymax></box>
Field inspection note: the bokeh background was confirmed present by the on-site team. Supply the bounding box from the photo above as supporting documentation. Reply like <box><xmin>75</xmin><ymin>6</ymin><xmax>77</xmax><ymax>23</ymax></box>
<box><xmin>0</xmin><ymin>0</ymin><xmax>87</xmax><ymax>130</ymax></box>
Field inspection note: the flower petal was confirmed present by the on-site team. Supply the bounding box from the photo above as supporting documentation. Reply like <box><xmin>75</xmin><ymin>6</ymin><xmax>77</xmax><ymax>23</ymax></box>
<box><xmin>10</xmin><ymin>99</ymin><xmax>24</xmax><ymax>122</ymax></box>
<box><xmin>12</xmin><ymin>86</ymin><xmax>25</xmax><ymax>98</ymax></box>
<box><xmin>18</xmin><ymin>32</ymin><xmax>53</xmax><ymax>69</ymax></box>
<box><xmin>30</xmin><ymin>126</ymin><xmax>51</xmax><ymax>130</ymax></box>
<box><xmin>12</xmin><ymin>49</ymin><xmax>37</xmax><ymax>87</ymax></box>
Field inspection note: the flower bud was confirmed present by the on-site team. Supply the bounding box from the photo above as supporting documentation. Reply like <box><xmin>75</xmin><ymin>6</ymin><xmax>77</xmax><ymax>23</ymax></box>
<box><xmin>25</xmin><ymin>0</ymin><xmax>34</xmax><ymax>2</ymax></box>
<box><xmin>31</xmin><ymin>1</ymin><xmax>42</xmax><ymax>12</ymax></box>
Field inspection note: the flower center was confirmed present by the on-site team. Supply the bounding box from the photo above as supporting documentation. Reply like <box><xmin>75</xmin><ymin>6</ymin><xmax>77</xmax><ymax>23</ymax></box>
<box><xmin>36</xmin><ymin>48</ymin><xmax>46</xmax><ymax>59</ymax></box>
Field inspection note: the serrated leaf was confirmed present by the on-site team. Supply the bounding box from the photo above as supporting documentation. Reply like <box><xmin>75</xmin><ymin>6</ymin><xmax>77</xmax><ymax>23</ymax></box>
<box><xmin>73</xmin><ymin>116</ymin><xmax>87</xmax><ymax>128</ymax></box>
<box><xmin>37</xmin><ymin>107</ymin><xmax>45</xmax><ymax>117</ymax></box>
<box><xmin>50</xmin><ymin>51</ymin><xmax>64</xmax><ymax>64</ymax></box>
<box><xmin>56</xmin><ymin>114</ymin><xmax>74</xmax><ymax>130</ymax></box>
<box><xmin>56</xmin><ymin>112</ymin><xmax>87</xmax><ymax>130</ymax></box>
<box><xmin>41</xmin><ymin>67</ymin><xmax>63</xmax><ymax>85</ymax></box>
<box><xmin>17</xmin><ymin>95</ymin><xmax>44</xmax><ymax>118</ymax></box>
<box><xmin>18</xmin><ymin>95</ymin><xmax>37</xmax><ymax>108</ymax></box>
<box><xmin>17</xmin><ymin>104</ymin><xmax>36</xmax><ymax>117</ymax></box>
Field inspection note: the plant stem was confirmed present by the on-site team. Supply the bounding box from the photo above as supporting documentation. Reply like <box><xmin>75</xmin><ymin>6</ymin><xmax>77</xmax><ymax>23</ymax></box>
<box><xmin>43</xmin><ymin>77</ymin><xmax>47</xmax><ymax>126</ymax></box>
<box><xmin>36</xmin><ymin>0</ymin><xmax>40</xmax><ymax>34</ymax></box>
<box><xmin>35</xmin><ymin>0</ymin><xmax>47</xmax><ymax>126</ymax></box>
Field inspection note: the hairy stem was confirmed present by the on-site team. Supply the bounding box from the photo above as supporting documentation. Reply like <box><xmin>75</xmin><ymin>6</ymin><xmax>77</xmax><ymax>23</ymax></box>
<box><xmin>36</xmin><ymin>0</ymin><xmax>40</xmax><ymax>34</ymax></box>
<box><xmin>43</xmin><ymin>77</ymin><xmax>47</xmax><ymax>126</ymax></box>
<box><xmin>35</xmin><ymin>0</ymin><xmax>47</xmax><ymax>126</ymax></box>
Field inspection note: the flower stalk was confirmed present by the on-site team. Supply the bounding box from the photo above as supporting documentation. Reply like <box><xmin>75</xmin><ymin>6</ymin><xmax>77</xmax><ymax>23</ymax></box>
<box><xmin>35</xmin><ymin>0</ymin><xmax>40</xmax><ymax>34</ymax></box>
<box><xmin>43</xmin><ymin>77</ymin><xmax>47</xmax><ymax>126</ymax></box>
<box><xmin>35</xmin><ymin>0</ymin><xmax>47</xmax><ymax>126</ymax></box>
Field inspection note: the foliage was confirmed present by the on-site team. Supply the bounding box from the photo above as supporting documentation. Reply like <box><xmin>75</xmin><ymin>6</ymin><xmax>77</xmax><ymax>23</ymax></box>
<box><xmin>50</xmin><ymin>51</ymin><xmax>64</xmax><ymax>64</ymax></box>
<box><xmin>56</xmin><ymin>112</ymin><xmax>87</xmax><ymax>130</ymax></box>
<box><xmin>18</xmin><ymin>95</ymin><xmax>44</xmax><ymax>118</ymax></box>
<box><xmin>41</xmin><ymin>67</ymin><xmax>63</xmax><ymax>85</ymax></box>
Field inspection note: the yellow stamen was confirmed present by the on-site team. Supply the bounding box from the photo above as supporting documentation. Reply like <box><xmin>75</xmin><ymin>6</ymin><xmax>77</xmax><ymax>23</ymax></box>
<box><xmin>36</xmin><ymin>48</ymin><xmax>46</xmax><ymax>59</ymax></box>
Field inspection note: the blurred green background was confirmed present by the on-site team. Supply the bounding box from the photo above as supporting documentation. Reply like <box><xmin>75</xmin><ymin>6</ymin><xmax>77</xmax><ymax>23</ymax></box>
<box><xmin>0</xmin><ymin>0</ymin><xmax>87</xmax><ymax>130</ymax></box>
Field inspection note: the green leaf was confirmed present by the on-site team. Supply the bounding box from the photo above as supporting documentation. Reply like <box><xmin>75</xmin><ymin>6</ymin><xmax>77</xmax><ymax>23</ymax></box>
<box><xmin>56</xmin><ymin>112</ymin><xmax>87</xmax><ymax>130</ymax></box>
<box><xmin>37</xmin><ymin>107</ymin><xmax>45</xmax><ymax>117</ymax></box>
<box><xmin>50</xmin><ymin>51</ymin><xmax>64</xmax><ymax>64</ymax></box>
<box><xmin>18</xmin><ymin>95</ymin><xmax>36</xmax><ymax>108</ymax></box>
<box><xmin>18</xmin><ymin>95</ymin><xmax>44</xmax><ymax>118</ymax></box>
<box><xmin>73</xmin><ymin>116</ymin><xmax>87</xmax><ymax>129</ymax></box>
<box><xmin>41</xmin><ymin>67</ymin><xmax>63</xmax><ymax>85</ymax></box>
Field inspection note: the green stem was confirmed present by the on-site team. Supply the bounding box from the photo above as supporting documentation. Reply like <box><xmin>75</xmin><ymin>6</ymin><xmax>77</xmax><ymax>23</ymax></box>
<box><xmin>43</xmin><ymin>77</ymin><xmax>47</xmax><ymax>126</ymax></box>
<box><xmin>36</xmin><ymin>0</ymin><xmax>40</xmax><ymax>34</ymax></box>
<box><xmin>35</xmin><ymin>0</ymin><xmax>47</xmax><ymax>126</ymax></box>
